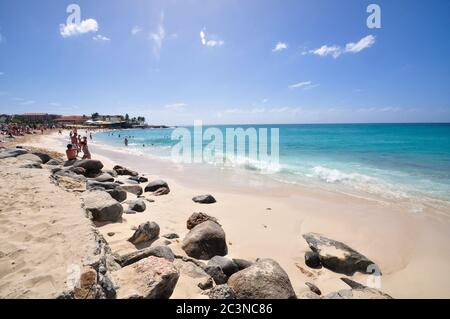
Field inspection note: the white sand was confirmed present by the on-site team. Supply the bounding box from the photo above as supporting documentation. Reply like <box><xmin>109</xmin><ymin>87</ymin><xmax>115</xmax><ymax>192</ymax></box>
<box><xmin>16</xmin><ymin>131</ymin><xmax>450</xmax><ymax>298</ymax></box>
<box><xmin>0</xmin><ymin>155</ymin><xmax>99</xmax><ymax>298</ymax></box>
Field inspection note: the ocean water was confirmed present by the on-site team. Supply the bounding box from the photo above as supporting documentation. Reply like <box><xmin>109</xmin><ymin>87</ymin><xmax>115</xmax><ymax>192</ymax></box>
<box><xmin>93</xmin><ymin>124</ymin><xmax>450</xmax><ymax>205</ymax></box>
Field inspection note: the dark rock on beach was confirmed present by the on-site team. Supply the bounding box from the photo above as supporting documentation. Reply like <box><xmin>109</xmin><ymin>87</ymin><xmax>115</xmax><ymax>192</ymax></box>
<box><xmin>305</xmin><ymin>282</ymin><xmax>322</xmax><ymax>295</ymax></box>
<box><xmin>204</xmin><ymin>264</ymin><xmax>228</xmax><ymax>285</ymax></box>
<box><xmin>46</xmin><ymin>158</ymin><xmax>63</xmax><ymax>166</ymax></box>
<box><xmin>182</xmin><ymin>220</ymin><xmax>227</xmax><ymax>260</ymax></box>
<box><xmin>305</xmin><ymin>251</ymin><xmax>322</xmax><ymax>269</ymax></box>
<box><xmin>125</xmin><ymin>199</ymin><xmax>146</xmax><ymax>212</ymax></box>
<box><xmin>87</xmin><ymin>181</ymin><xmax>121</xmax><ymax>191</ymax></box>
<box><xmin>128</xmin><ymin>176</ymin><xmax>149</xmax><ymax>183</ymax></box>
<box><xmin>186</xmin><ymin>212</ymin><xmax>220</xmax><ymax>230</ymax></box>
<box><xmin>121</xmin><ymin>185</ymin><xmax>143</xmax><ymax>196</ymax></box>
<box><xmin>32</xmin><ymin>152</ymin><xmax>52</xmax><ymax>164</ymax></box>
<box><xmin>228</xmin><ymin>258</ymin><xmax>296</xmax><ymax>299</ymax></box>
<box><xmin>162</xmin><ymin>233</ymin><xmax>179</xmax><ymax>240</ymax></box>
<box><xmin>128</xmin><ymin>221</ymin><xmax>160</xmax><ymax>245</ymax></box>
<box><xmin>192</xmin><ymin>194</ymin><xmax>216</xmax><ymax>204</ymax></box>
<box><xmin>95</xmin><ymin>173</ymin><xmax>115</xmax><ymax>183</ymax></box>
<box><xmin>72</xmin><ymin>160</ymin><xmax>104</xmax><ymax>177</ymax></box>
<box><xmin>118</xmin><ymin>245</ymin><xmax>175</xmax><ymax>266</ymax></box>
<box><xmin>153</xmin><ymin>187</ymin><xmax>170</xmax><ymax>196</ymax></box>
<box><xmin>208</xmin><ymin>256</ymin><xmax>239</xmax><ymax>277</ymax></box>
<box><xmin>106</xmin><ymin>187</ymin><xmax>127</xmax><ymax>202</ymax></box>
<box><xmin>302</xmin><ymin>232</ymin><xmax>379</xmax><ymax>276</ymax></box>
<box><xmin>232</xmin><ymin>258</ymin><xmax>253</xmax><ymax>271</ymax></box>
<box><xmin>113</xmin><ymin>165</ymin><xmax>138</xmax><ymax>177</ymax></box>
<box><xmin>144</xmin><ymin>180</ymin><xmax>169</xmax><ymax>193</ymax></box>
<box><xmin>82</xmin><ymin>191</ymin><xmax>123</xmax><ymax>223</ymax></box>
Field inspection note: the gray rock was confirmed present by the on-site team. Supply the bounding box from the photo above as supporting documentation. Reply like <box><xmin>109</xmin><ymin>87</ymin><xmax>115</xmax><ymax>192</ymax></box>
<box><xmin>198</xmin><ymin>278</ymin><xmax>214</xmax><ymax>290</ymax></box>
<box><xmin>17</xmin><ymin>153</ymin><xmax>43</xmax><ymax>163</ymax></box>
<box><xmin>113</xmin><ymin>165</ymin><xmax>138</xmax><ymax>177</ymax></box>
<box><xmin>305</xmin><ymin>251</ymin><xmax>322</xmax><ymax>269</ymax></box>
<box><xmin>82</xmin><ymin>191</ymin><xmax>123</xmax><ymax>223</ymax></box>
<box><xmin>118</xmin><ymin>245</ymin><xmax>175</xmax><ymax>266</ymax></box>
<box><xmin>126</xmin><ymin>199</ymin><xmax>146</xmax><ymax>212</ymax></box>
<box><xmin>302</xmin><ymin>232</ymin><xmax>379</xmax><ymax>276</ymax></box>
<box><xmin>228</xmin><ymin>258</ymin><xmax>296</xmax><ymax>299</ymax></box>
<box><xmin>105</xmin><ymin>169</ymin><xmax>118</xmax><ymax>177</ymax></box>
<box><xmin>128</xmin><ymin>176</ymin><xmax>148</xmax><ymax>183</ymax></box>
<box><xmin>153</xmin><ymin>187</ymin><xmax>170</xmax><ymax>196</ymax></box>
<box><xmin>111</xmin><ymin>256</ymin><xmax>179</xmax><ymax>299</ymax></box>
<box><xmin>232</xmin><ymin>258</ymin><xmax>253</xmax><ymax>271</ymax></box>
<box><xmin>95</xmin><ymin>173</ymin><xmax>115</xmax><ymax>183</ymax></box>
<box><xmin>192</xmin><ymin>194</ymin><xmax>217</xmax><ymax>204</ymax></box>
<box><xmin>182</xmin><ymin>220</ymin><xmax>227</xmax><ymax>260</ymax></box>
<box><xmin>186</xmin><ymin>212</ymin><xmax>220</xmax><ymax>230</ymax></box>
<box><xmin>208</xmin><ymin>256</ymin><xmax>239</xmax><ymax>277</ymax></box>
<box><xmin>32</xmin><ymin>152</ymin><xmax>52</xmax><ymax>164</ymax></box>
<box><xmin>106</xmin><ymin>187</ymin><xmax>127</xmax><ymax>202</ymax></box>
<box><xmin>204</xmin><ymin>264</ymin><xmax>228</xmax><ymax>284</ymax></box>
<box><xmin>121</xmin><ymin>185</ymin><xmax>143</xmax><ymax>196</ymax></box>
<box><xmin>128</xmin><ymin>221</ymin><xmax>160</xmax><ymax>245</ymax></box>
<box><xmin>0</xmin><ymin>148</ymin><xmax>28</xmax><ymax>159</ymax></box>
<box><xmin>144</xmin><ymin>180</ymin><xmax>169</xmax><ymax>192</ymax></box>
<box><xmin>207</xmin><ymin>285</ymin><xmax>236</xmax><ymax>299</ymax></box>
<box><xmin>72</xmin><ymin>159</ymin><xmax>104</xmax><ymax>177</ymax></box>
<box><xmin>162</xmin><ymin>233</ymin><xmax>179</xmax><ymax>239</ymax></box>
<box><xmin>99</xmin><ymin>273</ymin><xmax>116</xmax><ymax>299</ymax></box>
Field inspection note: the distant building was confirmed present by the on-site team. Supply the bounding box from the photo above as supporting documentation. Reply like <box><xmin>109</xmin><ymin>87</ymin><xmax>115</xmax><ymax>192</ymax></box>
<box><xmin>97</xmin><ymin>115</ymin><xmax>124</xmax><ymax>123</ymax></box>
<box><xmin>13</xmin><ymin>113</ymin><xmax>60</xmax><ymax>123</ymax></box>
<box><xmin>54</xmin><ymin>115</ymin><xmax>90</xmax><ymax>125</ymax></box>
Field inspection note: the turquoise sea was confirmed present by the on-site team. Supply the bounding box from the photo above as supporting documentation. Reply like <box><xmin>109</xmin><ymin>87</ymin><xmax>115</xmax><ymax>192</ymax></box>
<box><xmin>94</xmin><ymin>124</ymin><xmax>450</xmax><ymax>205</ymax></box>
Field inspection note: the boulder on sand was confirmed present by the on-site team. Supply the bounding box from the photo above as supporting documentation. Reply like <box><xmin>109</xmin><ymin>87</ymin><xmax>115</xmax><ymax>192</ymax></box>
<box><xmin>82</xmin><ymin>190</ymin><xmax>123</xmax><ymax>222</ymax></box>
<box><xmin>182</xmin><ymin>220</ymin><xmax>227</xmax><ymax>260</ymax></box>
<box><xmin>72</xmin><ymin>160</ymin><xmax>104</xmax><ymax>177</ymax></box>
<box><xmin>117</xmin><ymin>245</ymin><xmax>175</xmax><ymax>266</ymax></box>
<box><xmin>305</xmin><ymin>251</ymin><xmax>322</xmax><ymax>269</ymax></box>
<box><xmin>121</xmin><ymin>185</ymin><xmax>143</xmax><ymax>196</ymax></box>
<box><xmin>32</xmin><ymin>152</ymin><xmax>52</xmax><ymax>164</ymax></box>
<box><xmin>125</xmin><ymin>199</ymin><xmax>146</xmax><ymax>212</ymax></box>
<box><xmin>95</xmin><ymin>173</ymin><xmax>115</xmax><ymax>183</ymax></box>
<box><xmin>208</xmin><ymin>256</ymin><xmax>239</xmax><ymax>277</ymax></box>
<box><xmin>186</xmin><ymin>212</ymin><xmax>220</xmax><ymax>230</ymax></box>
<box><xmin>17</xmin><ymin>153</ymin><xmax>43</xmax><ymax>163</ymax></box>
<box><xmin>228</xmin><ymin>258</ymin><xmax>296</xmax><ymax>299</ymax></box>
<box><xmin>192</xmin><ymin>194</ymin><xmax>216</xmax><ymax>204</ymax></box>
<box><xmin>144</xmin><ymin>180</ymin><xmax>169</xmax><ymax>193</ymax></box>
<box><xmin>111</xmin><ymin>256</ymin><xmax>179</xmax><ymax>299</ymax></box>
<box><xmin>113</xmin><ymin>165</ymin><xmax>138</xmax><ymax>177</ymax></box>
<box><xmin>302</xmin><ymin>232</ymin><xmax>379</xmax><ymax>276</ymax></box>
<box><xmin>46</xmin><ymin>158</ymin><xmax>63</xmax><ymax>166</ymax></box>
<box><xmin>87</xmin><ymin>181</ymin><xmax>121</xmax><ymax>190</ymax></box>
<box><xmin>128</xmin><ymin>221</ymin><xmax>160</xmax><ymax>245</ymax></box>
<box><xmin>106</xmin><ymin>187</ymin><xmax>127</xmax><ymax>202</ymax></box>
<box><xmin>0</xmin><ymin>148</ymin><xmax>28</xmax><ymax>159</ymax></box>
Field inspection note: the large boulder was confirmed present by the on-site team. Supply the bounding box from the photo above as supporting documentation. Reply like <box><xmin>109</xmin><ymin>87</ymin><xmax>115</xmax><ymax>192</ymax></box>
<box><xmin>118</xmin><ymin>245</ymin><xmax>175</xmax><ymax>266</ymax></box>
<box><xmin>186</xmin><ymin>212</ymin><xmax>220</xmax><ymax>230</ymax></box>
<box><xmin>305</xmin><ymin>251</ymin><xmax>322</xmax><ymax>269</ymax></box>
<box><xmin>121</xmin><ymin>185</ymin><xmax>143</xmax><ymax>196</ymax></box>
<box><xmin>94</xmin><ymin>173</ymin><xmax>115</xmax><ymax>183</ymax></box>
<box><xmin>128</xmin><ymin>221</ymin><xmax>160</xmax><ymax>245</ymax></box>
<box><xmin>125</xmin><ymin>199</ymin><xmax>146</xmax><ymax>212</ymax></box>
<box><xmin>228</xmin><ymin>258</ymin><xmax>296</xmax><ymax>299</ymax></box>
<box><xmin>82</xmin><ymin>191</ymin><xmax>123</xmax><ymax>222</ymax></box>
<box><xmin>113</xmin><ymin>165</ymin><xmax>138</xmax><ymax>177</ymax></box>
<box><xmin>182</xmin><ymin>220</ymin><xmax>227</xmax><ymax>260</ymax></box>
<box><xmin>72</xmin><ymin>160</ymin><xmax>104</xmax><ymax>177</ymax></box>
<box><xmin>17</xmin><ymin>153</ymin><xmax>43</xmax><ymax>163</ymax></box>
<box><xmin>208</xmin><ymin>256</ymin><xmax>239</xmax><ymax>277</ymax></box>
<box><xmin>192</xmin><ymin>194</ymin><xmax>216</xmax><ymax>204</ymax></box>
<box><xmin>106</xmin><ymin>187</ymin><xmax>127</xmax><ymax>202</ymax></box>
<box><xmin>0</xmin><ymin>148</ymin><xmax>28</xmax><ymax>159</ymax></box>
<box><xmin>233</xmin><ymin>258</ymin><xmax>253</xmax><ymax>271</ymax></box>
<box><xmin>145</xmin><ymin>180</ymin><xmax>169</xmax><ymax>193</ymax></box>
<box><xmin>302</xmin><ymin>233</ymin><xmax>379</xmax><ymax>276</ymax></box>
<box><xmin>111</xmin><ymin>256</ymin><xmax>179</xmax><ymax>299</ymax></box>
<box><xmin>32</xmin><ymin>152</ymin><xmax>52</xmax><ymax>164</ymax></box>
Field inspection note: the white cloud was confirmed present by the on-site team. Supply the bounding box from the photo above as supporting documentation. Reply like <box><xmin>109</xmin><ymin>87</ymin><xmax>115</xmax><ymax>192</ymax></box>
<box><xmin>131</xmin><ymin>26</ymin><xmax>142</xmax><ymax>35</ymax></box>
<box><xmin>93</xmin><ymin>34</ymin><xmax>110</xmax><ymax>42</ymax></box>
<box><xmin>165</xmin><ymin>103</ymin><xmax>187</xmax><ymax>111</ymax></box>
<box><xmin>289</xmin><ymin>81</ymin><xmax>312</xmax><ymax>89</ymax></box>
<box><xmin>307</xmin><ymin>35</ymin><xmax>376</xmax><ymax>59</ymax></box>
<box><xmin>60</xmin><ymin>19</ymin><xmax>99</xmax><ymax>38</ymax></box>
<box><xmin>150</xmin><ymin>12</ymin><xmax>166</xmax><ymax>57</ymax></box>
<box><xmin>311</xmin><ymin>45</ymin><xmax>342</xmax><ymax>58</ymax></box>
<box><xmin>345</xmin><ymin>35</ymin><xmax>375</xmax><ymax>53</ymax></box>
<box><xmin>272</xmin><ymin>42</ymin><xmax>288</xmax><ymax>52</ymax></box>
<box><xmin>200</xmin><ymin>29</ymin><xmax>224</xmax><ymax>47</ymax></box>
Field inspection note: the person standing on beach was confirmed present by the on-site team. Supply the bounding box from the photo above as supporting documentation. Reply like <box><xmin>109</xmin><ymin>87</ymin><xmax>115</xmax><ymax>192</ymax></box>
<box><xmin>124</xmin><ymin>137</ymin><xmax>128</xmax><ymax>146</ymax></box>
<box><xmin>89</xmin><ymin>133</ymin><xmax>93</xmax><ymax>141</ymax></box>
<box><xmin>81</xmin><ymin>137</ymin><xmax>91</xmax><ymax>159</ymax></box>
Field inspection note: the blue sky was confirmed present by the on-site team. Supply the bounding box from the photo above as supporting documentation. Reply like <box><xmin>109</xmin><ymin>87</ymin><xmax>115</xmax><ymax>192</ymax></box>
<box><xmin>0</xmin><ymin>0</ymin><xmax>449</xmax><ymax>125</ymax></box>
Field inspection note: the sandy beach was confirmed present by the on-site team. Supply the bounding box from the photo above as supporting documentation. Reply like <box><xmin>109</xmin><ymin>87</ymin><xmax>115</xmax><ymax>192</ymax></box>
<box><xmin>0</xmin><ymin>130</ymin><xmax>446</xmax><ymax>299</ymax></box>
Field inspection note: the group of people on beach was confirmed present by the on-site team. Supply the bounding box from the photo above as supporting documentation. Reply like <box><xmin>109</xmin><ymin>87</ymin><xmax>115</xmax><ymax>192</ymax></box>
<box><xmin>0</xmin><ymin>123</ymin><xmax>51</xmax><ymax>138</ymax></box>
<box><xmin>66</xmin><ymin>129</ymin><xmax>92</xmax><ymax>160</ymax></box>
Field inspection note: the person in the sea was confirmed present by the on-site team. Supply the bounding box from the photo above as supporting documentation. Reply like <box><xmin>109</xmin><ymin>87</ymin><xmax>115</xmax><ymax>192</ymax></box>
<box><xmin>80</xmin><ymin>137</ymin><xmax>91</xmax><ymax>159</ymax></box>
<box><xmin>66</xmin><ymin>144</ymin><xmax>77</xmax><ymax>160</ymax></box>
<box><xmin>124</xmin><ymin>137</ymin><xmax>128</xmax><ymax>146</ymax></box>
<box><xmin>89</xmin><ymin>133</ymin><xmax>92</xmax><ymax>141</ymax></box>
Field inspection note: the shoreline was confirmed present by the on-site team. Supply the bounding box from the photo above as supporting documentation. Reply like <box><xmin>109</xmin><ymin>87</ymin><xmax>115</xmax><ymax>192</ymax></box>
<box><xmin>2</xmin><ymin>130</ymin><xmax>450</xmax><ymax>298</ymax></box>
